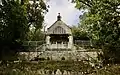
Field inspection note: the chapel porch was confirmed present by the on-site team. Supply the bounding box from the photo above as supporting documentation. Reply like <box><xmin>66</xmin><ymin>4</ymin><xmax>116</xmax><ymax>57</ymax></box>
<box><xmin>46</xmin><ymin>34</ymin><xmax>73</xmax><ymax>50</ymax></box>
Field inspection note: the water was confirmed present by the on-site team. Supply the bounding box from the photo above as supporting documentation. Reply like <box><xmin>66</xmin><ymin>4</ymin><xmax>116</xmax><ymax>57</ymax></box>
<box><xmin>35</xmin><ymin>69</ymin><xmax>83</xmax><ymax>75</ymax></box>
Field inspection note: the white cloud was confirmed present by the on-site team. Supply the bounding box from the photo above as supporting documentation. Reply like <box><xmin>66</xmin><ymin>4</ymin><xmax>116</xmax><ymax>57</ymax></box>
<box><xmin>44</xmin><ymin>0</ymin><xmax>82</xmax><ymax>28</ymax></box>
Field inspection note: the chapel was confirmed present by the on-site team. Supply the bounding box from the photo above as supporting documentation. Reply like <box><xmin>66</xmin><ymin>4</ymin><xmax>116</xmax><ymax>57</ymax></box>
<box><xmin>46</xmin><ymin>13</ymin><xmax>73</xmax><ymax>50</ymax></box>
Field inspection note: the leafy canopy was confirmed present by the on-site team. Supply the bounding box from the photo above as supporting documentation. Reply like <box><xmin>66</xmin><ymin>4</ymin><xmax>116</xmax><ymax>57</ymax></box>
<box><xmin>74</xmin><ymin>0</ymin><xmax>120</xmax><ymax>61</ymax></box>
<box><xmin>0</xmin><ymin>0</ymin><xmax>48</xmax><ymax>60</ymax></box>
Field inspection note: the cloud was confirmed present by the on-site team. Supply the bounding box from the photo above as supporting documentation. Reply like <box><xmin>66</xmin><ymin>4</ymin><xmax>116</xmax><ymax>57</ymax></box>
<box><xmin>44</xmin><ymin>0</ymin><xmax>82</xmax><ymax>28</ymax></box>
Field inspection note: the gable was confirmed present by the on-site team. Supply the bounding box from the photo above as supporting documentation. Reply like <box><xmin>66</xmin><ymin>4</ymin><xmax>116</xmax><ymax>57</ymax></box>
<box><xmin>53</xmin><ymin>26</ymin><xmax>66</xmax><ymax>34</ymax></box>
<box><xmin>47</xmin><ymin>21</ymin><xmax>72</xmax><ymax>35</ymax></box>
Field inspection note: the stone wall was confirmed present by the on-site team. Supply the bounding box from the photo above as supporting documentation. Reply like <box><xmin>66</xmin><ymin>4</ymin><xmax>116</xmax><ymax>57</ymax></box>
<box><xmin>19</xmin><ymin>50</ymin><xmax>99</xmax><ymax>61</ymax></box>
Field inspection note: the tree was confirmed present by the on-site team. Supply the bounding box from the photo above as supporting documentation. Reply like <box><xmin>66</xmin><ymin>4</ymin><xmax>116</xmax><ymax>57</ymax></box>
<box><xmin>24</xmin><ymin>0</ymin><xmax>48</xmax><ymax>42</ymax></box>
<box><xmin>0</xmin><ymin>0</ymin><xmax>28</xmax><ymax>60</ymax></box>
<box><xmin>26</xmin><ymin>0</ymin><xmax>48</xmax><ymax>31</ymax></box>
<box><xmin>74</xmin><ymin>0</ymin><xmax>120</xmax><ymax>63</ymax></box>
<box><xmin>72</xmin><ymin>25</ymin><xmax>89</xmax><ymax>40</ymax></box>
<box><xmin>0</xmin><ymin>0</ymin><xmax>48</xmax><ymax>60</ymax></box>
<box><xmin>27</xmin><ymin>28</ymin><xmax>45</xmax><ymax>41</ymax></box>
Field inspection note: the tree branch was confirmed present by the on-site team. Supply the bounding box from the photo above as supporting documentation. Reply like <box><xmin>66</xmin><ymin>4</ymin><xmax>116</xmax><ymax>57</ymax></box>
<box><xmin>78</xmin><ymin>0</ymin><xmax>92</xmax><ymax>7</ymax></box>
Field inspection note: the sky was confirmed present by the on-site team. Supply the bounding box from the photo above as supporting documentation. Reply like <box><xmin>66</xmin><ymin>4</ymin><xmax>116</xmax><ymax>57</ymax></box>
<box><xmin>44</xmin><ymin>0</ymin><xmax>83</xmax><ymax>28</ymax></box>
<box><xmin>0</xmin><ymin>0</ymin><xmax>83</xmax><ymax>29</ymax></box>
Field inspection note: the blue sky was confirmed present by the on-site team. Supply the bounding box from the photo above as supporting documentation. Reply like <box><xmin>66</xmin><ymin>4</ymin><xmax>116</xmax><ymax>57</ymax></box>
<box><xmin>44</xmin><ymin>0</ymin><xmax>83</xmax><ymax>28</ymax></box>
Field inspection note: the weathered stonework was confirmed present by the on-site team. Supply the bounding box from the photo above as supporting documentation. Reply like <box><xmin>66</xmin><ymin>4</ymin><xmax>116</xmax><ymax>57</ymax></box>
<box><xmin>46</xmin><ymin>13</ymin><xmax>73</xmax><ymax>49</ymax></box>
<box><xmin>19</xmin><ymin>49</ymin><xmax>99</xmax><ymax>62</ymax></box>
<box><xmin>20</xmin><ymin>14</ymin><xmax>100</xmax><ymax>63</ymax></box>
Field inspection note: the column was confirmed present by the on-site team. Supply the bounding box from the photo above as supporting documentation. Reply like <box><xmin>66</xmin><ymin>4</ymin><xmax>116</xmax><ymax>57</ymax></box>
<box><xmin>62</xmin><ymin>41</ymin><xmax>63</xmax><ymax>49</ymax></box>
<box><xmin>46</xmin><ymin>35</ymin><xmax>50</xmax><ymax>48</ymax></box>
<box><xmin>68</xmin><ymin>35</ymin><xmax>73</xmax><ymax>49</ymax></box>
<box><xmin>56</xmin><ymin>41</ymin><xmax>57</xmax><ymax>49</ymax></box>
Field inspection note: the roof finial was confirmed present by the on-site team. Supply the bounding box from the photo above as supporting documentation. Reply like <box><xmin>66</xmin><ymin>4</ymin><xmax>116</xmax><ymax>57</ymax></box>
<box><xmin>57</xmin><ymin>13</ymin><xmax>61</xmax><ymax>21</ymax></box>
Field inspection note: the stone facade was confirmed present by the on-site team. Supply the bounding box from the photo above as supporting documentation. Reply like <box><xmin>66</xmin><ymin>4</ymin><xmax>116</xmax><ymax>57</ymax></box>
<box><xmin>46</xmin><ymin>13</ymin><xmax>73</xmax><ymax>49</ymax></box>
<box><xmin>20</xmin><ymin>14</ymin><xmax>100</xmax><ymax>62</ymax></box>
<box><xmin>19</xmin><ymin>50</ymin><xmax>99</xmax><ymax>62</ymax></box>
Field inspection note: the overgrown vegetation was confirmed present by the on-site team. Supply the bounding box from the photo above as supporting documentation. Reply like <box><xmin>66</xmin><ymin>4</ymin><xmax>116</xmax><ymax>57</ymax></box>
<box><xmin>73</xmin><ymin>0</ymin><xmax>120</xmax><ymax>63</ymax></box>
<box><xmin>0</xmin><ymin>0</ymin><xmax>48</xmax><ymax>60</ymax></box>
<box><xmin>1</xmin><ymin>0</ymin><xmax>120</xmax><ymax>74</ymax></box>
<box><xmin>72</xmin><ymin>25</ymin><xmax>89</xmax><ymax>40</ymax></box>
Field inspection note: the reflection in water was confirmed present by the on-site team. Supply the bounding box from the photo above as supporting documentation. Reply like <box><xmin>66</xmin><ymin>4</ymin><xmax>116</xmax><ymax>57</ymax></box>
<box><xmin>36</xmin><ymin>69</ymin><xmax>83</xmax><ymax>75</ymax></box>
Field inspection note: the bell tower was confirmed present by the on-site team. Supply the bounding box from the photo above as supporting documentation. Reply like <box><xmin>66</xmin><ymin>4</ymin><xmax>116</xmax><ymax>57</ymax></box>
<box><xmin>57</xmin><ymin>13</ymin><xmax>61</xmax><ymax>21</ymax></box>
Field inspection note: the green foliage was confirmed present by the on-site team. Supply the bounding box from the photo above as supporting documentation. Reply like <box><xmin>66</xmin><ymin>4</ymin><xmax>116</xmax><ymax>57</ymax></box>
<box><xmin>0</xmin><ymin>0</ymin><xmax>28</xmax><ymax>60</ymax></box>
<box><xmin>0</xmin><ymin>0</ymin><xmax>48</xmax><ymax>60</ymax></box>
<box><xmin>0</xmin><ymin>0</ymin><xmax>27</xmax><ymax>41</ymax></box>
<box><xmin>72</xmin><ymin>25</ymin><xmax>89</xmax><ymax>40</ymax></box>
<box><xmin>74</xmin><ymin>0</ymin><xmax>120</xmax><ymax>62</ymax></box>
<box><xmin>25</xmin><ymin>0</ymin><xmax>48</xmax><ymax>41</ymax></box>
<box><xmin>72</xmin><ymin>12</ymin><xmax>89</xmax><ymax>41</ymax></box>
<box><xmin>26</xmin><ymin>28</ymin><xmax>45</xmax><ymax>41</ymax></box>
<box><xmin>26</xmin><ymin>0</ymin><xmax>48</xmax><ymax>31</ymax></box>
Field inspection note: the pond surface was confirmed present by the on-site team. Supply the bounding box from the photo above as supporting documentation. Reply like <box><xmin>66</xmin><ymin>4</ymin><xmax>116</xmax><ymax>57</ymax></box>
<box><xmin>35</xmin><ymin>69</ymin><xmax>84</xmax><ymax>75</ymax></box>
<box><xmin>0</xmin><ymin>61</ymin><xmax>95</xmax><ymax>75</ymax></box>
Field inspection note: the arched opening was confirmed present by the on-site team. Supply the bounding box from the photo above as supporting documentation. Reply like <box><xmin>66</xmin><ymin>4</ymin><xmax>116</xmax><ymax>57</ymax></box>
<box><xmin>61</xmin><ymin>57</ymin><xmax>65</xmax><ymax>60</ymax></box>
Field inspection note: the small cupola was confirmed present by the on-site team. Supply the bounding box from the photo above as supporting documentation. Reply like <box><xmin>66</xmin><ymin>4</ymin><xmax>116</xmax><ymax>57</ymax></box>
<box><xmin>57</xmin><ymin>13</ymin><xmax>61</xmax><ymax>21</ymax></box>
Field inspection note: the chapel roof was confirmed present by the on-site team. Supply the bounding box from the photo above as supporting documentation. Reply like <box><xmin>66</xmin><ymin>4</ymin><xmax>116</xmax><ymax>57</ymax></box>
<box><xmin>47</xmin><ymin>13</ymin><xmax>71</xmax><ymax>29</ymax></box>
<box><xmin>47</xmin><ymin>13</ymin><xmax>72</xmax><ymax>35</ymax></box>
